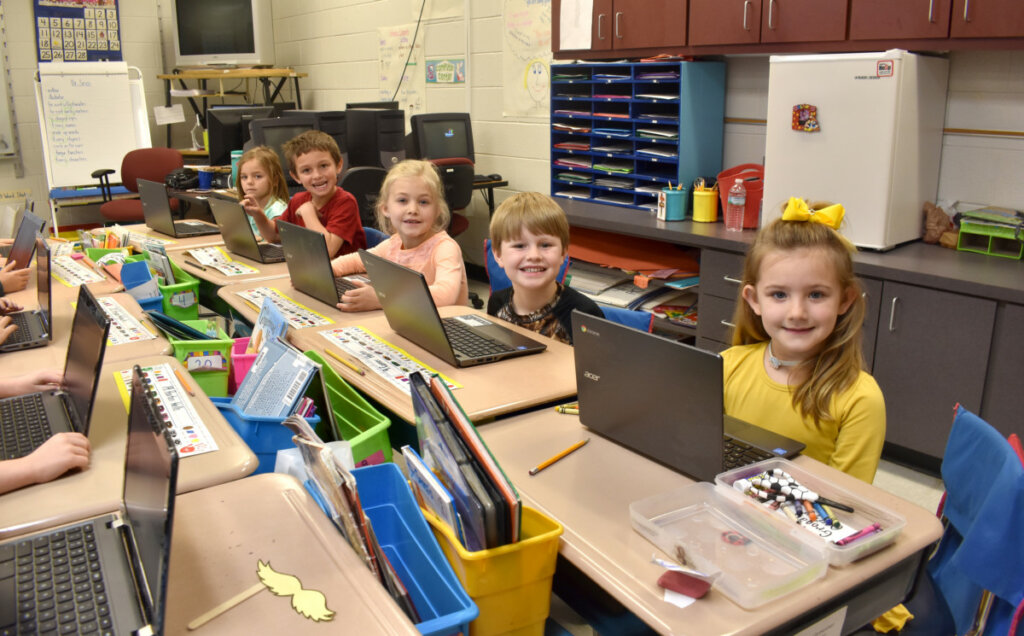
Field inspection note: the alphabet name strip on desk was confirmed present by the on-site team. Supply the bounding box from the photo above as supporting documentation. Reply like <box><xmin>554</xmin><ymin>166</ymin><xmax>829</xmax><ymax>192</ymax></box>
<box><xmin>96</xmin><ymin>296</ymin><xmax>157</xmax><ymax>345</ymax></box>
<box><xmin>188</xmin><ymin>247</ymin><xmax>259</xmax><ymax>276</ymax></box>
<box><xmin>235</xmin><ymin>287</ymin><xmax>334</xmax><ymax>328</ymax></box>
<box><xmin>114</xmin><ymin>363</ymin><xmax>218</xmax><ymax>457</ymax></box>
<box><xmin>319</xmin><ymin>326</ymin><xmax>459</xmax><ymax>394</ymax></box>
<box><xmin>51</xmin><ymin>254</ymin><xmax>105</xmax><ymax>286</ymax></box>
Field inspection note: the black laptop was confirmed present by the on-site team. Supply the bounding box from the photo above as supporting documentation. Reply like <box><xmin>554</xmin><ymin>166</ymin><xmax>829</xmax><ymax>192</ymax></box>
<box><xmin>138</xmin><ymin>179</ymin><xmax>219</xmax><ymax>238</ymax></box>
<box><xmin>278</xmin><ymin>220</ymin><xmax>367</xmax><ymax>306</ymax></box>
<box><xmin>208</xmin><ymin>197</ymin><xmax>285</xmax><ymax>263</ymax></box>
<box><xmin>0</xmin><ymin>285</ymin><xmax>110</xmax><ymax>460</ymax></box>
<box><xmin>360</xmin><ymin>249</ymin><xmax>546</xmax><ymax>367</ymax></box>
<box><xmin>5</xmin><ymin>210</ymin><xmax>45</xmax><ymax>270</ymax></box>
<box><xmin>0</xmin><ymin>364</ymin><xmax>179</xmax><ymax>635</ymax></box>
<box><xmin>571</xmin><ymin>310</ymin><xmax>805</xmax><ymax>482</ymax></box>
<box><xmin>0</xmin><ymin>239</ymin><xmax>53</xmax><ymax>353</ymax></box>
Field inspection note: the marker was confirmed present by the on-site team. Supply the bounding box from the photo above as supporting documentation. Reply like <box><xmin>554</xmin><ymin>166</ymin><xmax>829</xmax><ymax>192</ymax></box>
<box><xmin>529</xmin><ymin>438</ymin><xmax>589</xmax><ymax>476</ymax></box>
<box><xmin>835</xmin><ymin>522</ymin><xmax>882</xmax><ymax>546</ymax></box>
<box><xmin>173</xmin><ymin>368</ymin><xmax>196</xmax><ymax>397</ymax></box>
<box><xmin>817</xmin><ymin>496</ymin><xmax>855</xmax><ymax>514</ymax></box>
<box><xmin>326</xmin><ymin>347</ymin><xmax>365</xmax><ymax>376</ymax></box>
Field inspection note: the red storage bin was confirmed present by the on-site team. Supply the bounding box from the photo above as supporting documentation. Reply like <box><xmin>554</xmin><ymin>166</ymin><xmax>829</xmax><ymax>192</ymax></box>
<box><xmin>717</xmin><ymin>164</ymin><xmax>764</xmax><ymax>229</ymax></box>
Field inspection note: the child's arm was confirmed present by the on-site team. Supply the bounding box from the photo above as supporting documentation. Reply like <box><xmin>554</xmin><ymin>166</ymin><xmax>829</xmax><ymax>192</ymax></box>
<box><xmin>330</xmin><ymin>251</ymin><xmax>366</xmax><ymax>277</ymax></box>
<box><xmin>295</xmin><ymin>201</ymin><xmax>344</xmax><ymax>256</ymax></box>
<box><xmin>0</xmin><ymin>368</ymin><xmax>63</xmax><ymax>399</ymax></box>
<box><xmin>241</xmin><ymin>195</ymin><xmax>279</xmax><ymax>241</ymax></box>
<box><xmin>0</xmin><ymin>297</ymin><xmax>22</xmax><ymax>314</ymax></box>
<box><xmin>0</xmin><ymin>260</ymin><xmax>31</xmax><ymax>293</ymax></box>
<box><xmin>829</xmin><ymin>378</ymin><xmax>886</xmax><ymax>483</ymax></box>
<box><xmin>0</xmin><ymin>433</ymin><xmax>91</xmax><ymax>495</ymax></box>
<box><xmin>337</xmin><ymin>280</ymin><xmax>381</xmax><ymax>312</ymax></box>
<box><xmin>426</xmin><ymin>239</ymin><xmax>468</xmax><ymax>307</ymax></box>
<box><xmin>0</xmin><ymin>316</ymin><xmax>16</xmax><ymax>347</ymax></box>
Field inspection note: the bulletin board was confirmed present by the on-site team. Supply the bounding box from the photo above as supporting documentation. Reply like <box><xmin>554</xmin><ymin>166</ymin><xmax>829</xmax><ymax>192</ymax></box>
<box><xmin>34</xmin><ymin>0</ymin><xmax>122</xmax><ymax>63</ymax></box>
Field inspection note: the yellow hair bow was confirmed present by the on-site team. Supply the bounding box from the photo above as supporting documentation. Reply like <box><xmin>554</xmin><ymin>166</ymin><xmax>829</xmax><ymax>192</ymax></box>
<box><xmin>782</xmin><ymin>197</ymin><xmax>845</xmax><ymax>230</ymax></box>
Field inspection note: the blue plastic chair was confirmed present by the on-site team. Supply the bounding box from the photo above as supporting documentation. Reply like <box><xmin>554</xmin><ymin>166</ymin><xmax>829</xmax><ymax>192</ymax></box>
<box><xmin>363</xmin><ymin>226</ymin><xmax>388</xmax><ymax>248</ymax></box>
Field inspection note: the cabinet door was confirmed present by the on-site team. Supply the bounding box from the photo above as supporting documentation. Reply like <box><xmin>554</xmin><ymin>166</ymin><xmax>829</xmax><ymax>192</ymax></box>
<box><xmin>950</xmin><ymin>0</ymin><xmax>1024</xmax><ymax>37</ymax></box>
<box><xmin>760</xmin><ymin>0</ymin><xmax>848</xmax><ymax>43</ymax></box>
<box><xmin>689</xmin><ymin>0</ymin><xmax>762</xmax><ymax>46</ymax></box>
<box><xmin>872</xmin><ymin>282</ymin><xmax>995</xmax><ymax>458</ymax></box>
<box><xmin>552</xmin><ymin>0</ymin><xmax>613</xmax><ymax>52</ymax></box>
<box><xmin>849</xmin><ymin>0</ymin><xmax>952</xmax><ymax>39</ymax></box>
<box><xmin>981</xmin><ymin>303</ymin><xmax>1024</xmax><ymax>439</ymax></box>
<box><xmin>612</xmin><ymin>0</ymin><xmax>688</xmax><ymax>49</ymax></box>
<box><xmin>859</xmin><ymin>276</ymin><xmax>882</xmax><ymax>372</ymax></box>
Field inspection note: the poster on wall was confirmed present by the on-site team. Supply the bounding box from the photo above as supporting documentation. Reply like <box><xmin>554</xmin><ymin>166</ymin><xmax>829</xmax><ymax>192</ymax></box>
<box><xmin>502</xmin><ymin>0</ymin><xmax>552</xmax><ymax>118</ymax></box>
<box><xmin>426</xmin><ymin>59</ymin><xmax>466</xmax><ymax>84</ymax></box>
<box><xmin>34</xmin><ymin>0</ymin><xmax>123</xmax><ymax>63</ymax></box>
<box><xmin>378</xmin><ymin>24</ymin><xmax>426</xmax><ymax>119</ymax></box>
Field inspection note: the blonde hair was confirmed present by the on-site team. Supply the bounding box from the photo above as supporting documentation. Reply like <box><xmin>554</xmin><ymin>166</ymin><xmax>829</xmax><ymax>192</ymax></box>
<box><xmin>731</xmin><ymin>208</ymin><xmax>865</xmax><ymax>425</ymax></box>
<box><xmin>489</xmin><ymin>192</ymin><xmax>570</xmax><ymax>254</ymax></box>
<box><xmin>234</xmin><ymin>146</ymin><xmax>289</xmax><ymax>202</ymax></box>
<box><xmin>282</xmin><ymin>130</ymin><xmax>341</xmax><ymax>173</ymax></box>
<box><xmin>375</xmin><ymin>160</ymin><xmax>450</xmax><ymax>234</ymax></box>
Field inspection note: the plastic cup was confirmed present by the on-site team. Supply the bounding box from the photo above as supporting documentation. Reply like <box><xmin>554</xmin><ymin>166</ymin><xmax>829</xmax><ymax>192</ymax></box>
<box><xmin>197</xmin><ymin>167</ymin><xmax>214</xmax><ymax>190</ymax></box>
<box><xmin>230</xmin><ymin>150</ymin><xmax>244</xmax><ymax>188</ymax></box>
<box><xmin>657</xmin><ymin>187</ymin><xmax>687</xmax><ymax>222</ymax></box>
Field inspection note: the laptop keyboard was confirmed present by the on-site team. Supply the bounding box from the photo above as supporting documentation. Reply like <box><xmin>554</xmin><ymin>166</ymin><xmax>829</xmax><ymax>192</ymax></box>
<box><xmin>722</xmin><ymin>436</ymin><xmax>774</xmax><ymax>471</ymax></box>
<box><xmin>172</xmin><ymin>221</ymin><xmax>215</xmax><ymax>237</ymax></box>
<box><xmin>3</xmin><ymin>312</ymin><xmax>32</xmax><ymax>344</ymax></box>
<box><xmin>334</xmin><ymin>277</ymin><xmax>358</xmax><ymax>295</ymax></box>
<box><xmin>258</xmin><ymin>244</ymin><xmax>284</xmax><ymax>260</ymax></box>
<box><xmin>442</xmin><ymin>318</ymin><xmax>516</xmax><ymax>358</ymax></box>
<box><xmin>0</xmin><ymin>522</ymin><xmax>114</xmax><ymax>635</ymax></box>
<box><xmin>0</xmin><ymin>394</ymin><xmax>53</xmax><ymax>459</ymax></box>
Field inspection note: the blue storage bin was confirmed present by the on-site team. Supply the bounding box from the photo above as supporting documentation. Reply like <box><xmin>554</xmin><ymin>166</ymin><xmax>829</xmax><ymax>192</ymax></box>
<box><xmin>210</xmin><ymin>397</ymin><xmax>320</xmax><ymax>474</ymax></box>
<box><xmin>305</xmin><ymin>464</ymin><xmax>477</xmax><ymax>636</ymax></box>
<box><xmin>136</xmin><ymin>295</ymin><xmax>163</xmax><ymax>312</ymax></box>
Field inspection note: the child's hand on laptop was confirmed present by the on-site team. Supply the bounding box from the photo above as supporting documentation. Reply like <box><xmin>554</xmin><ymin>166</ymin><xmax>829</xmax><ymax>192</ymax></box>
<box><xmin>337</xmin><ymin>280</ymin><xmax>382</xmax><ymax>313</ymax></box>
<box><xmin>0</xmin><ymin>432</ymin><xmax>91</xmax><ymax>494</ymax></box>
<box><xmin>0</xmin><ymin>316</ymin><xmax>15</xmax><ymax>347</ymax></box>
<box><xmin>0</xmin><ymin>368</ymin><xmax>63</xmax><ymax>399</ymax></box>
<box><xmin>0</xmin><ymin>260</ymin><xmax>31</xmax><ymax>293</ymax></box>
<box><xmin>0</xmin><ymin>297</ymin><xmax>22</xmax><ymax>314</ymax></box>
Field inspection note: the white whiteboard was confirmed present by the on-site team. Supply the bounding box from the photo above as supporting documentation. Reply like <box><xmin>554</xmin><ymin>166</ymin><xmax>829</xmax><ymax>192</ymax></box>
<box><xmin>35</xmin><ymin>61</ymin><xmax>150</xmax><ymax>189</ymax></box>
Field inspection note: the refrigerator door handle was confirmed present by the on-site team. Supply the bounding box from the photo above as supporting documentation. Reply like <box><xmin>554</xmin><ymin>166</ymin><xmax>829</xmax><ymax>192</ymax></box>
<box><xmin>743</xmin><ymin>0</ymin><xmax>752</xmax><ymax>30</ymax></box>
<box><xmin>768</xmin><ymin>0</ymin><xmax>777</xmax><ymax>30</ymax></box>
<box><xmin>888</xmin><ymin>297</ymin><xmax>899</xmax><ymax>332</ymax></box>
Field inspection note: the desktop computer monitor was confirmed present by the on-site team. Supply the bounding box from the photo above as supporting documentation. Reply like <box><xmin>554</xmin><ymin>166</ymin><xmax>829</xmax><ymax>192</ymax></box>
<box><xmin>346</xmin><ymin>108</ymin><xmax>406</xmax><ymax>169</ymax></box>
<box><xmin>407</xmin><ymin>112</ymin><xmax>475</xmax><ymax>164</ymax></box>
<box><xmin>249</xmin><ymin>114</ymin><xmax>318</xmax><ymax>174</ymax></box>
<box><xmin>282</xmin><ymin>110</ymin><xmax>348</xmax><ymax>157</ymax></box>
<box><xmin>206</xmin><ymin>105</ymin><xmax>275</xmax><ymax>166</ymax></box>
<box><xmin>345</xmin><ymin>101</ymin><xmax>399</xmax><ymax>110</ymax></box>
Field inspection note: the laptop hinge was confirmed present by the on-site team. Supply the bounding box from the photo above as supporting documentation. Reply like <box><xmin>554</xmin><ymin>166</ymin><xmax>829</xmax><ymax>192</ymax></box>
<box><xmin>116</xmin><ymin>521</ymin><xmax>158</xmax><ymax>634</ymax></box>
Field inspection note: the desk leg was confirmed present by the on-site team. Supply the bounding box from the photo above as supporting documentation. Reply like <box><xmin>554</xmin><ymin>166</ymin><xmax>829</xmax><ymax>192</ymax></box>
<box><xmin>293</xmin><ymin>77</ymin><xmax>303</xmax><ymax>108</ymax></box>
<box><xmin>480</xmin><ymin>185</ymin><xmax>497</xmax><ymax>217</ymax></box>
<box><xmin>164</xmin><ymin>79</ymin><xmax>172</xmax><ymax>147</ymax></box>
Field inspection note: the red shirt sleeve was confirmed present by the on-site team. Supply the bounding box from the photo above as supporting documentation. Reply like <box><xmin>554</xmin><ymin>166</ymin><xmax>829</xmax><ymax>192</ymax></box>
<box><xmin>320</xmin><ymin>188</ymin><xmax>366</xmax><ymax>256</ymax></box>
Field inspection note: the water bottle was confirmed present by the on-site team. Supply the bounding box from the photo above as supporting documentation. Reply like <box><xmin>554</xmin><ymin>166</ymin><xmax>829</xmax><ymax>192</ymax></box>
<box><xmin>725</xmin><ymin>178</ymin><xmax>746</xmax><ymax>232</ymax></box>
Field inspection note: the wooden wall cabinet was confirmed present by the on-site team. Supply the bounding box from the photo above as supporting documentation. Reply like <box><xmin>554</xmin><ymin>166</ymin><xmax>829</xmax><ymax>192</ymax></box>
<box><xmin>950</xmin><ymin>0</ymin><xmax>1024</xmax><ymax>38</ymax></box>
<box><xmin>848</xmin><ymin>0</ymin><xmax>953</xmax><ymax>40</ymax></box>
<box><xmin>553</xmin><ymin>0</ymin><xmax>688</xmax><ymax>52</ymax></box>
<box><xmin>688</xmin><ymin>0</ymin><xmax>846</xmax><ymax>47</ymax></box>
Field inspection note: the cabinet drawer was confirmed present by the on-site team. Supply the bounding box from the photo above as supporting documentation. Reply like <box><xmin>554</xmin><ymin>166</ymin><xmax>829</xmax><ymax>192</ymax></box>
<box><xmin>697</xmin><ymin>336</ymin><xmax>729</xmax><ymax>354</ymax></box>
<box><xmin>701</xmin><ymin>249</ymin><xmax>745</xmax><ymax>299</ymax></box>
<box><xmin>698</xmin><ymin>293</ymin><xmax>738</xmax><ymax>344</ymax></box>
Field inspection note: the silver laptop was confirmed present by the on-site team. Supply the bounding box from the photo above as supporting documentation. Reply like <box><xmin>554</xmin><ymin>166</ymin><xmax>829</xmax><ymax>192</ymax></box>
<box><xmin>138</xmin><ymin>179</ymin><xmax>219</xmax><ymax>238</ymax></box>
<box><xmin>5</xmin><ymin>210</ymin><xmax>45</xmax><ymax>270</ymax></box>
<box><xmin>208</xmin><ymin>197</ymin><xmax>285</xmax><ymax>263</ymax></box>
<box><xmin>278</xmin><ymin>220</ymin><xmax>366</xmax><ymax>306</ymax></box>
<box><xmin>0</xmin><ymin>285</ymin><xmax>110</xmax><ymax>460</ymax></box>
<box><xmin>0</xmin><ymin>364</ymin><xmax>179</xmax><ymax>635</ymax></box>
<box><xmin>0</xmin><ymin>239</ymin><xmax>53</xmax><ymax>353</ymax></box>
<box><xmin>571</xmin><ymin>310</ymin><xmax>805</xmax><ymax>482</ymax></box>
<box><xmin>360</xmin><ymin>249</ymin><xmax>546</xmax><ymax>367</ymax></box>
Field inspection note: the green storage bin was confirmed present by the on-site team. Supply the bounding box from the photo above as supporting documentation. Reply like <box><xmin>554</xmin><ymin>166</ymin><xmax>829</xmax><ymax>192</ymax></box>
<box><xmin>304</xmin><ymin>351</ymin><xmax>392</xmax><ymax>465</ymax></box>
<box><xmin>128</xmin><ymin>253</ymin><xmax>201</xmax><ymax>320</ymax></box>
<box><xmin>957</xmin><ymin>219</ymin><xmax>1024</xmax><ymax>260</ymax></box>
<box><xmin>167</xmin><ymin>320</ymin><xmax>232</xmax><ymax>398</ymax></box>
<box><xmin>85</xmin><ymin>247</ymin><xmax>132</xmax><ymax>263</ymax></box>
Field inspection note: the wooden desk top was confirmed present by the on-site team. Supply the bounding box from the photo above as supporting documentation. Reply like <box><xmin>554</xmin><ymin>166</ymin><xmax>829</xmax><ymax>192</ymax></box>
<box><xmin>0</xmin><ymin>356</ymin><xmax>257</xmax><ymax>540</ymax></box>
<box><xmin>167</xmin><ymin>248</ymin><xmax>291</xmax><ymax>287</ymax></box>
<box><xmin>478</xmin><ymin>409</ymin><xmax>944</xmax><ymax>635</ymax></box>
<box><xmin>166</xmin><ymin>473</ymin><xmax>417</xmax><ymax>635</ymax></box>
<box><xmin>289</xmin><ymin>307</ymin><xmax>578</xmax><ymax>424</ymax></box>
<box><xmin>216</xmin><ymin>278</ymin><xmax>357</xmax><ymax>329</ymax></box>
<box><xmin>159</xmin><ymin>67</ymin><xmax>308</xmax><ymax>80</ymax></box>
<box><xmin>118</xmin><ymin>222</ymin><xmax>227</xmax><ymax>251</ymax></box>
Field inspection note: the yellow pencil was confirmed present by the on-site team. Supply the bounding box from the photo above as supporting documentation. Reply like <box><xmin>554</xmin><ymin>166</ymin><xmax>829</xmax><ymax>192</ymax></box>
<box><xmin>529</xmin><ymin>438</ymin><xmax>590</xmax><ymax>476</ymax></box>
<box><xmin>326</xmin><ymin>347</ymin><xmax>365</xmax><ymax>376</ymax></box>
<box><xmin>173</xmin><ymin>368</ymin><xmax>196</xmax><ymax>397</ymax></box>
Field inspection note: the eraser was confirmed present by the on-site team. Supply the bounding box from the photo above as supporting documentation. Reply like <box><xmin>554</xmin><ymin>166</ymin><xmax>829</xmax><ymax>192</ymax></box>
<box><xmin>70</xmin><ymin>252</ymin><xmax>84</xmax><ymax>260</ymax></box>
<box><xmin>657</xmin><ymin>570</ymin><xmax>712</xmax><ymax>599</ymax></box>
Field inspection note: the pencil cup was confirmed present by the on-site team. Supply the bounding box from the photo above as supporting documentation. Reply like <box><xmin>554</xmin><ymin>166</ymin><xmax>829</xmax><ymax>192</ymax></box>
<box><xmin>692</xmin><ymin>190</ymin><xmax>718</xmax><ymax>223</ymax></box>
<box><xmin>197</xmin><ymin>167</ymin><xmax>214</xmax><ymax>190</ymax></box>
<box><xmin>657</xmin><ymin>187</ymin><xmax>687</xmax><ymax>222</ymax></box>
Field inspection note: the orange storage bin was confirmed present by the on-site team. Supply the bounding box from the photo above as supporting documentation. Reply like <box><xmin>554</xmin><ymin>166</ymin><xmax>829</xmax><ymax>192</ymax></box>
<box><xmin>717</xmin><ymin>164</ymin><xmax>764</xmax><ymax>229</ymax></box>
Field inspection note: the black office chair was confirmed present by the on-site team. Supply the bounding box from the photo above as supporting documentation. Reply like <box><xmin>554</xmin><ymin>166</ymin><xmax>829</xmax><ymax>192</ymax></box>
<box><xmin>339</xmin><ymin>166</ymin><xmax>387</xmax><ymax>228</ymax></box>
<box><xmin>430</xmin><ymin>157</ymin><xmax>481</xmax><ymax>308</ymax></box>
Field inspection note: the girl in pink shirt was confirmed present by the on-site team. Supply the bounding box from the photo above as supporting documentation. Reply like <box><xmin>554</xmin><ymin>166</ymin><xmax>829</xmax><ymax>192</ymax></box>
<box><xmin>330</xmin><ymin>160</ymin><xmax>469</xmax><ymax>311</ymax></box>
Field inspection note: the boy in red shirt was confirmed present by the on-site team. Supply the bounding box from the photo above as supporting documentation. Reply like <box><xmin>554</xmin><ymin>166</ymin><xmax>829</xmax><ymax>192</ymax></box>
<box><xmin>252</xmin><ymin>130</ymin><xmax>366</xmax><ymax>257</ymax></box>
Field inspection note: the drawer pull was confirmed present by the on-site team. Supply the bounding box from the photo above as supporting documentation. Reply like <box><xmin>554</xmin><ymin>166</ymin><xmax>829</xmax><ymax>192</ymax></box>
<box><xmin>721</xmin><ymin>320</ymin><xmax>736</xmax><ymax>329</ymax></box>
<box><xmin>742</xmin><ymin>0</ymin><xmax>752</xmax><ymax>30</ymax></box>
<box><xmin>597</xmin><ymin>14</ymin><xmax>606</xmax><ymax>40</ymax></box>
<box><xmin>614</xmin><ymin>12</ymin><xmax>623</xmax><ymax>38</ymax></box>
<box><xmin>963</xmin><ymin>0</ymin><xmax>970</xmax><ymax>21</ymax></box>
<box><xmin>927</xmin><ymin>0</ymin><xmax>935</xmax><ymax>22</ymax></box>
<box><xmin>888</xmin><ymin>297</ymin><xmax>899</xmax><ymax>332</ymax></box>
<box><xmin>722</xmin><ymin>275</ymin><xmax>742</xmax><ymax>286</ymax></box>
<box><xmin>768</xmin><ymin>0</ymin><xmax>777</xmax><ymax>29</ymax></box>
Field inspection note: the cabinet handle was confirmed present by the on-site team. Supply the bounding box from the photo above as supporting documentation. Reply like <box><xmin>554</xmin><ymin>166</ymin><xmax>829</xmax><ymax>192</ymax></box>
<box><xmin>888</xmin><ymin>297</ymin><xmax>899</xmax><ymax>332</ymax></box>
<box><xmin>768</xmin><ymin>0</ymin><xmax>777</xmax><ymax>30</ymax></box>
<box><xmin>963</xmin><ymin>0</ymin><xmax>971</xmax><ymax>21</ymax></box>
<box><xmin>597</xmin><ymin>14</ymin><xmax>606</xmax><ymax>40</ymax></box>
<box><xmin>927</xmin><ymin>0</ymin><xmax>935</xmax><ymax>22</ymax></box>
<box><xmin>742</xmin><ymin>0</ymin><xmax>752</xmax><ymax>30</ymax></box>
<box><xmin>721</xmin><ymin>320</ymin><xmax>736</xmax><ymax>329</ymax></box>
<box><xmin>615</xmin><ymin>12</ymin><xmax>623</xmax><ymax>39</ymax></box>
<box><xmin>723</xmin><ymin>275</ymin><xmax>742</xmax><ymax>286</ymax></box>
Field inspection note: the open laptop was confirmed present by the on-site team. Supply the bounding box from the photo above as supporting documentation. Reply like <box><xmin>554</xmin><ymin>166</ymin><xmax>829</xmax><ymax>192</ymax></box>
<box><xmin>0</xmin><ymin>364</ymin><xmax>179</xmax><ymax>635</ymax></box>
<box><xmin>208</xmin><ymin>197</ymin><xmax>285</xmax><ymax>263</ymax></box>
<box><xmin>571</xmin><ymin>310</ymin><xmax>805</xmax><ymax>482</ymax></box>
<box><xmin>360</xmin><ymin>249</ymin><xmax>546</xmax><ymax>367</ymax></box>
<box><xmin>0</xmin><ymin>238</ymin><xmax>53</xmax><ymax>353</ymax></box>
<box><xmin>278</xmin><ymin>220</ymin><xmax>367</xmax><ymax>306</ymax></box>
<box><xmin>5</xmin><ymin>210</ymin><xmax>45</xmax><ymax>270</ymax></box>
<box><xmin>138</xmin><ymin>178</ymin><xmax>220</xmax><ymax>238</ymax></box>
<box><xmin>0</xmin><ymin>285</ymin><xmax>110</xmax><ymax>460</ymax></box>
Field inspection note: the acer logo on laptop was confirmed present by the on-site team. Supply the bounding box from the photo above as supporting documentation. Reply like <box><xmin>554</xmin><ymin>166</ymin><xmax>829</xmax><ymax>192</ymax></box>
<box><xmin>583</xmin><ymin>371</ymin><xmax>600</xmax><ymax>382</ymax></box>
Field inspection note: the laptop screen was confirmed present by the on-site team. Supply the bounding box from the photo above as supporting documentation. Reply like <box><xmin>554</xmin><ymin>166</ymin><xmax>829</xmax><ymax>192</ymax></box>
<box><xmin>8</xmin><ymin>211</ymin><xmax>44</xmax><ymax>270</ymax></box>
<box><xmin>138</xmin><ymin>179</ymin><xmax>175</xmax><ymax>234</ymax></box>
<box><xmin>123</xmin><ymin>365</ymin><xmax>179</xmax><ymax>632</ymax></box>
<box><xmin>35</xmin><ymin>239</ymin><xmax>52</xmax><ymax>337</ymax></box>
<box><xmin>62</xmin><ymin>286</ymin><xmax>110</xmax><ymax>433</ymax></box>
<box><xmin>209</xmin><ymin>198</ymin><xmax>260</xmax><ymax>259</ymax></box>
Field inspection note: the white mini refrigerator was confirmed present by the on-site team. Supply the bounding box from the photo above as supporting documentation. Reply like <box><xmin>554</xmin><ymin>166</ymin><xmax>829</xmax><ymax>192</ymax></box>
<box><xmin>762</xmin><ymin>50</ymin><xmax>949</xmax><ymax>250</ymax></box>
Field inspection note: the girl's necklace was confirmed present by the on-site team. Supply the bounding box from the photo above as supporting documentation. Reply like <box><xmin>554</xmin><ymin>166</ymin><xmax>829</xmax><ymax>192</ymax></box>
<box><xmin>767</xmin><ymin>341</ymin><xmax>801</xmax><ymax>370</ymax></box>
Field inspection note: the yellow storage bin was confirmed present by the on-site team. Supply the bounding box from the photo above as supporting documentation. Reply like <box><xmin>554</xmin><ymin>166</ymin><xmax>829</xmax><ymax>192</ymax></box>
<box><xmin>423</xmin><ymin>506</ymin><xmax>562</xmax><ymax>636</ymax></box>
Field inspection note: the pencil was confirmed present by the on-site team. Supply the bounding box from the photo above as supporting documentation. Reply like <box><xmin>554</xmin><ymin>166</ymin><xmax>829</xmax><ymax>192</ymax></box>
<box><xmin>184</xmin><ymin>259</ymin><xmax>208</xmax><ymax>271</ymax></box>
<box><xmin>529</xmin><ymin>438</ymin><xmax>589</xmax><ymax>476</ymax></box>
<box><xmin>174</xmin><ymin>368</ymin><xmax>196</xmax><ymax>397</ymax></box>
<box><xmin>326</xmin><ymin>347</ymin><xmax>365</xmax><ymax>376</ymax></box>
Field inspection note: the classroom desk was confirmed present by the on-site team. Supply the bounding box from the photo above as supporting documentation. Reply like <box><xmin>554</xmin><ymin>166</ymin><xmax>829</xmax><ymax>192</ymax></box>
<box><xmin>56</xmin><ymin>289</ymin><xmax>171</xmax><ymax>362</ymax></box>
<box><xmin>478</xmin><ymin>409</ymin><xmax>945</xmax><ymax>635</ymax></box>
<box><xmin>0</xmin><ymin>356</ymin><xmax>256</xmax><ymax>540</ymax></box>
<box><xmin>216</xmin><ymin>277</ymin><xmax>357</xmax><ymax>329</ymax></box>
<box><xmin>472</xmin><ymin>177</ymin><xmax>509</xmax><ymax>216</ymax></box>
<box><xmin>289</xmin><ymin>307</ymin><xmax>578</xmax><ymax>425</ymax></box>
<box><xmin>165</xmin><ymin>473</ymin><xmax>418</xmax><ymax>635</ymax></box>
<box><xmin>114</xmin><ymin>222</ymin><xmax>227</xmax><ymax>251</ymax></box>
<box><xmin>165</xmin><ymin>246</ymin><xmax>292</xmax><ymax>286</ymax></box>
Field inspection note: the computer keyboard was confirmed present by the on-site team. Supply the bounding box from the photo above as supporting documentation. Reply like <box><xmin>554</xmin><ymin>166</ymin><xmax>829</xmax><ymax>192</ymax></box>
<box><xmin>0</xmin><ymin>394</ymin><xmax>53</xmax><ymax>459</ymax></box>
<box><xmin>0</xmin><ymin>522</ymin><xmax>114</xmax><ymax>635</ymax></box>
<box><xmin>442</xmin><ymin>318</ymin><xmax>515</xmax><ymax>358</ymax></box>
<box><xmin>722</xmin><ymin>436</ymin><xmax>774</xmax><ymax>471</ymax></box>
<box><xmin>258</xmin><ymin>244</ymin><xmax>284</xmax><ymax>259</ymax></box>
<box><xmin>3</xmin><ymin>313</ymin><xmax>32</xmax><ymax>344</ymax></box>
<box><xmin>334</xmin><ymin>277</ymin><xmax>358</xmax><ymax>295</ymax></box>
